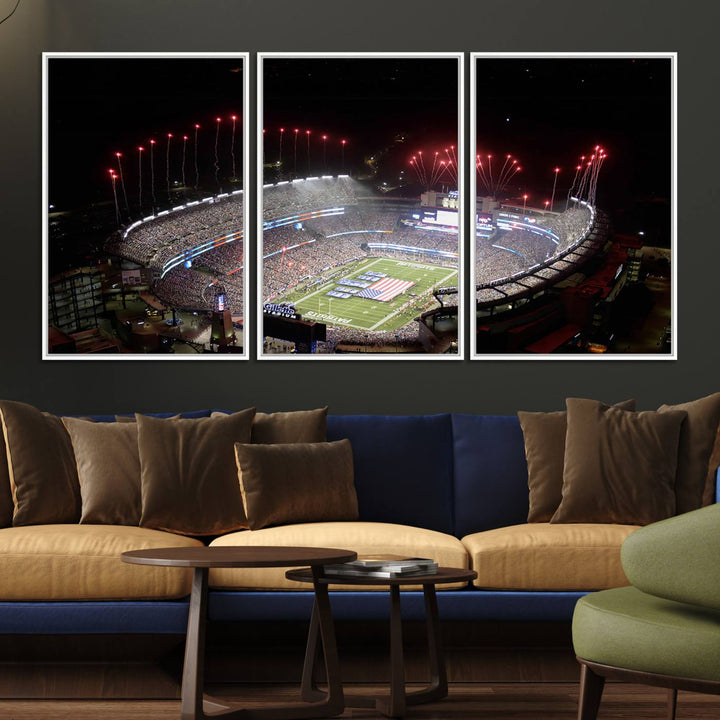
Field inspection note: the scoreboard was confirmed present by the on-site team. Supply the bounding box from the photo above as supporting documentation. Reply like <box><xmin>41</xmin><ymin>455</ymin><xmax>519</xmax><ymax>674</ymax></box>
<box><xmin>412</xmin><ymin>208</ymin><xmax>459</xmax><ymax>228</ymax></box>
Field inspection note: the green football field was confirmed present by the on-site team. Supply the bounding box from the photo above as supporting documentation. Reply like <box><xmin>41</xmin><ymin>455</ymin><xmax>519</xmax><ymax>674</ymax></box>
<box><xmin>276</xmin><ymin>257</ymin><xmax>457</xmax><ymax>332</ymax></box>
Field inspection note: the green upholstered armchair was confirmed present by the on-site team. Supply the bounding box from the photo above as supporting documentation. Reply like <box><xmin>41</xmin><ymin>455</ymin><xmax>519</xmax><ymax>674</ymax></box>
<box><xmin>572</xmin><ymin>503</ymin><xmax>720</xmax><ymax>720</ymax></box>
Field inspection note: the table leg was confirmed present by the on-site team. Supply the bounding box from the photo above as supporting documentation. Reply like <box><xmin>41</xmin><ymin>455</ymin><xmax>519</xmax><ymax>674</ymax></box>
<box><xmin>375</xmin><ymin>585</ymin><xmax>407</xmax><ymax>718</ymax></box>
<box><xmin>405</xmin><ymin>583</ymin><xmax>448</xmax><ymax>705</ymax></box>
<box><xmin>344</xmin><ymin>583</ymin><xmax>448</xmax><ymax>718</ymax></box>
<box><xmin>300</xmin><ymin>597</ymin><xmax>323</xmax><ymax>702</ymax></box>
<box><xmin>181</xmin><ymin>567</ymin><xmax>208</xmax><ymax>720</ymax></box>
<box><xmin>181</xmin><ymin>566</ymin><xmax>343</xmax><ymax>720</ymax></box>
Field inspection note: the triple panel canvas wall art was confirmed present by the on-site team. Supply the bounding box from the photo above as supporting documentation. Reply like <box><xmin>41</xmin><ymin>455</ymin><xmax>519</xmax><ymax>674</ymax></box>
<box><xmin>42</xmin><ymin>52</ymin><xmax>674</xmax><ymax>360</ymax></box>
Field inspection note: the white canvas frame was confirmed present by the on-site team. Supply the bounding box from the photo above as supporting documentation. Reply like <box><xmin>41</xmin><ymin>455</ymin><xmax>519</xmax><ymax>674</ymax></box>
<box><xmin>42</xmin><ymin>52</ymin><xmax>250</xmax><ymax>360</ymax></box>
<box><xmin>469</xmin><ymin>52</ymin><xmax>677</xmax><ymax>361</ymax></box>
<box><xmin>256</xmin><ymin>52</ymin><xmax>465</xmax><ymax>361</ymax></box>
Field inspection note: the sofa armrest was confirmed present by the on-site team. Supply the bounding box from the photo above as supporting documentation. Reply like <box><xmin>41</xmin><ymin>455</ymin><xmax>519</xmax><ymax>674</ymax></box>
<box><xmin>621</xmin><ymin>503</ymin><xmax>720</xmax><ymax>611</ymax></box>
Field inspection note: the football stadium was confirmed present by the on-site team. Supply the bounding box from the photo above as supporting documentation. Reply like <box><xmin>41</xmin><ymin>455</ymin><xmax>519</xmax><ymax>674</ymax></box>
<box><xmin>102</xmin><ymin>173</ymin><xmax>620</xmax><ymax>355</ymax></box>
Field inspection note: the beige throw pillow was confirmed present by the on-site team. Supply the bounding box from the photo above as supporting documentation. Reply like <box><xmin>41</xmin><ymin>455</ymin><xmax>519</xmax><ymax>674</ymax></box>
<box><xmin>62</xmin><ymin>417</ymin><xmax>141</xmax><ymax>525</ymax></box>
<box><xmin>0</xmin><ymin>400</ymin><xmax>81</xmax><ymax>525</ymax></box>
<box><xmin>0</xmin><ymin>427</ymin><xmax>14</xmax><ymax>528</ymax></box>
<box><xmin>552</xmin><ymin>398</ymin><xmax>686</xmax><ymax>525</ymax></box>
<box><xmin>212</xmin><ymin>407</ymin><xmax>328</xmax><ymax>444</ymax></box>
<box><xmin>235</xmin><ymin>440</ymin><xmax>358</xmax><ymax>531</ymax></box>
<box><xmin>518</xmin><ymin>399</ymin><xmax>636</xmax><ymax>522</ymax></box>
<box><xmin>658</xmin><ymin>393</ymin><xmax>720</xmax><ymax>514</ymax></box>
<box><xmin>138</xmin><ymin>409</ymin><xmax>255</xmax><ymax>536</ymax></box>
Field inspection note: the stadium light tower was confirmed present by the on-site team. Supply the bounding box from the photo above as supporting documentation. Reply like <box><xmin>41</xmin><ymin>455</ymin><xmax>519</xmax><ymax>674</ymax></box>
<box><xmin>149</xmin><ymin>139</ymin><xmax>157</xmax><ymax>211</ymax></box>
<box><xmin>115</xmin><ymin>152</ymin><xmax>130</xmax><ymax>220</ymax></box>
<box><xmin>550</xmin><ymin>167</ymin><xmax>560</xmax><ymax>211</ymax></box>
<box><xmin>322</xmin><ymin>135</ymin><xmax>327</xmax><ymax>170</ymax></box>
<box><xmin>109</xmin><ymin>170</ymin><xmax>120</xmax><ymax>226</ymax></box>
<box><xmin>193</xmin><ymin>124</ymin><xmax>200</xmax><ymax>190</ymax></box>
<box><xmin>341</xmin><ymin>139</ymin><xmax>346</xmax><ymax>172</ymax></box>
<box><xmin>166</xmin><ymin>133</ymin><xmax>173</xmax><ymax>200</ymax></box>
<box><xmin>230</xmin><ymin>116</ymin><xmax>238</xmax><ymax>180</ymax></box>
<box><xmin>137</xmin><ymin>146</ymin><xmax>144</xmax><ymax>213</ymax></box>
<box><xmin>278</xmin><ymin>127</ymin><xmax>284</xmax><ymax>166</ymax></box>
<box><xmin>522</xmin><ymin>194</ymin><xmax>528</xmax><ymax>213</ymax></box>
<box><xmin>181</xmin><ymin>136</ymin><xmax>188</xmax><ymax>188</ymax></box>
<box><xmin>293</xmin><ymin>128</ymin><xmax>299</xmax><ymax>175</ymax></box>
<box><xmin>306</xmin><ymin>130</ymin><xmax>311</xmax><ymax>174</ymax></box>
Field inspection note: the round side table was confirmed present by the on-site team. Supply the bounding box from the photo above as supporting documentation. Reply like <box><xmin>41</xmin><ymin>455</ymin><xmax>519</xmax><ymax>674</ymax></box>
<box><xmin>122</xmin><ymin>546</ymin><xmax>356</xmax><ymax>720</ymax></box>
<box><xmin>286</xmin><ymin>566</ymin><xmax>477</xmax><ymax>718</ymax></box>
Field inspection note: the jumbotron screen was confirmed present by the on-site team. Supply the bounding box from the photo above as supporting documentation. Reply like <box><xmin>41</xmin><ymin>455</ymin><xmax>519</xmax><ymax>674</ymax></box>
<box><xmin>416</xmin><ymin>208</ymin><xmax>459</xmax><ymax>228</ymax></box>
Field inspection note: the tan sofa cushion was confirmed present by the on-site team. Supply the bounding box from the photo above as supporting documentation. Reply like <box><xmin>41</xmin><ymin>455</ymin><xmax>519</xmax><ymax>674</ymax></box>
<box><xmin>209</xmin><ymin>521</ymin><xmax>469</xmax><ymax>591</ymax></box>
<box><xmin>462</xmin><ymin>523</ymin><xmax>639</xmax><ymax>591</ymax></box>
<box><xmin>0</xmin><ymin>524</ymin><xmax>203</xmax><ymax>600</ymax></box>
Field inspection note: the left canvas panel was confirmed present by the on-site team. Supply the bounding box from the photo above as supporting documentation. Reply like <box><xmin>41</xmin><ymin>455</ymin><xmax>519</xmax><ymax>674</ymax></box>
<box><xmin>43</xmin><ymin>53</ymin><xmax>249</xmax><ymax>359</ymax></box>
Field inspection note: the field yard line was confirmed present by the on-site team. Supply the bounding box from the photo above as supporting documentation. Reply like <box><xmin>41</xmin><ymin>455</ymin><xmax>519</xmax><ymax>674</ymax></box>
<box><xmin>367</xmin><ymin>266</ymin><xmax>458</xmax><ymax>332</ymax></box>
<box><xmin>438</xmin><ymin>268</ymin><xmax>458</xmax><ymax>285</ymax></box>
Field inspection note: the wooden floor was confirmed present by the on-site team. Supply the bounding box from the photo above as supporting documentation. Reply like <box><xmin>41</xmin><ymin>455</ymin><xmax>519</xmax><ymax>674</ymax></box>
<box><xmin>1</xmin><ymin>683</ymin><xmax>719</xmax><ymax>719</ymax></box>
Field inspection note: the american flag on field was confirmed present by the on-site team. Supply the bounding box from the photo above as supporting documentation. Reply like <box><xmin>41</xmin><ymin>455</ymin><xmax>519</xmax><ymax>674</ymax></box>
<box><xmin>356</xmin><ymin>277</ymin><xmax>415</xmax><ymax>302</ymax></box>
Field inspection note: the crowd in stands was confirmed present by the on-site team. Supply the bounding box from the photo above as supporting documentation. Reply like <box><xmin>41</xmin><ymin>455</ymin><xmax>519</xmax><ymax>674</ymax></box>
<box><xmin>322</xmin><ymin>322</ymin><xmax>422</xmax><ymax>351</ymax></box>
<box><xmin>541</xmin><ymin>205</ymin><xmax>592</xmax><ymax>253</ymax></box>
<box><xmin>104</xmin><ymin>177</ymin><xmax>462</xmax><ymax>341</ymax></box>
<box><xmin>474</xmin><ymin>204</ymin><xmax>599</xmax><ymax>303</ymax></box>
<box><xmin>262</xmin><ymin>176</ymin><xmax>359</xmax><ymax>221</ymax></box>
<box><xmin>106</xmin><ymin>195</ymin><xmax>244</xmax><ymax>267</ymax></box>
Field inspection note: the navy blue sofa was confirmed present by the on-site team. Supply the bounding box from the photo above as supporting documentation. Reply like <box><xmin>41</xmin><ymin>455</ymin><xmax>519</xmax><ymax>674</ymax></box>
<box><xmin>0</xmin><ymin>412</ymin><xmax>646</xmax><ymax>636</ymax></box>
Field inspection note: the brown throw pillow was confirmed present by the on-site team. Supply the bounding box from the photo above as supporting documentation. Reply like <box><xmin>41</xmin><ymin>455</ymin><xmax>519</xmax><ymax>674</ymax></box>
<box><xmin>552</xmin><ymin>398</ymin><xmax>686</xmax><ymax>525</ymax></box>
<box><xmin>138</xmin><ymin>409</ymin><xmax>255</xmax><ymax>536</ymax></box>
<box><xmin>235</xmin><ymin>439</ymin><xmax>358</xmax><ymax>531</ymax></box>
<box><xmin>115</xmin><ymin>414</ymin><xmax>180</xmax><ymax>422</ymax></box>
<box><xmin>62</xmin><ymin>417</ymin><xmax>141</xmax><ymax>525</ymax></box>
<box><xmin>0</xmin><ymin>429</ymin><xmax>13</xmax><ymax>529</ymax></box>
<box><xmin>0</xmin><ymin>400</ymin><xmax>81</xmax><ymax>526</ymax></box>
<box><xmin>658</xmin><ymin>393</ymin><xmax>720</xmax><ymax>514</ymax></box>
<box><xmin>212</xmin><ymin>407</ymin><xmax>328</xmax><ymax>444</ymax></box>
<box><xmin>518</xmin><ymin>399</ymin><xmax>636</xmax><ymax>522</ymax></box>
<box><xmin>704</xmin><ymin>426</ymin><xmax>720</xmax><ymax>507</ymax></box>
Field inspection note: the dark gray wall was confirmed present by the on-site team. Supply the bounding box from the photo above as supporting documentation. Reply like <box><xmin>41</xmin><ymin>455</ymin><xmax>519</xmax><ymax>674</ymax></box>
<box><xmin>0</xmin><ymin>0</ymin><xmax>716</xmax><ymax>415</ymax></box>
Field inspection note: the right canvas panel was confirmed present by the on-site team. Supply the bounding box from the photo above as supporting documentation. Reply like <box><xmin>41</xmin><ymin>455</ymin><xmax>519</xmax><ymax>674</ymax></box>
<box><xmin>471</xmin><ymin>54</ymin><xmax>676</xmax><ymax>359</ymax></box>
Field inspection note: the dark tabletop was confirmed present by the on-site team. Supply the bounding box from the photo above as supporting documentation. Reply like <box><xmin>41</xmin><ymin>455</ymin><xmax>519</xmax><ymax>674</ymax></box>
<box><xmin>121</xmin><ymin>546</ymin><xmax>357</xmax><ymax>568</ymax></box>
<box><xmin>285</xmin><ymin>566</ymin><xmax>477</xmax><ymax>586</ymax></box>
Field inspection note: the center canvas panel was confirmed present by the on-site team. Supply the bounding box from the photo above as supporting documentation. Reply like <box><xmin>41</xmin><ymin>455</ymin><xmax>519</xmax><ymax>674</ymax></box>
<box><xmin>258</xmin><ymin>53</ymin><xmax>463</xmax><ymax>359</ymax></box>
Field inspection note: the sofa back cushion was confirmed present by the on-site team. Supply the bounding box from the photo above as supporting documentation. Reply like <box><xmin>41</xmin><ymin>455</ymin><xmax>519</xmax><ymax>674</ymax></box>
<box><xmin>327</xmin><ymin>414</ymin><xmax>454</xmax><ymax>534</ymax></box>
<box><xmin>452</xmin><ymin>414</ymin><xmax>529</xmax><ymax>537</ymax></box>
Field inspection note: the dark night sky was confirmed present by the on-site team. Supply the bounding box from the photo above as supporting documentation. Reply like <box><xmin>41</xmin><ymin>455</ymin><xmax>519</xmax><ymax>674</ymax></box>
<box><xmin>262</xmin><ymin>57</ymin><xmax>459</xmax><ymax>179</ymax></box>
<box><xmin>48</xmin><ymin>55</ymin><xmax>671</xmax><ymax>241</ymax></box>
<box><xmin>475</xmin><ymin>57</ymin><xmax>672</xmax><ymax>216</ymax></box>
<box><xmin>49</xmin><ymin>57</ymin><xmax>246</xmax><ymax>210</ymax></box>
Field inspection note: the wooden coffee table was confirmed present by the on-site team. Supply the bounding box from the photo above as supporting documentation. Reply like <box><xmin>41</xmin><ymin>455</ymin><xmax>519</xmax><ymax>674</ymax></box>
<box><xmin>286</xmin><ymin>565</ymin><xmax>477</xmax><ymax>718</ymax></box>
<box><xmin>122</xmin><ymin>546</ymin><xmax>356</xmax><ymax>720</ymax></box>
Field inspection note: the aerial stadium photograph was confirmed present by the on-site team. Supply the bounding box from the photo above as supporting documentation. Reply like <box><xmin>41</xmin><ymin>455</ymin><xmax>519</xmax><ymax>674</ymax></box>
<box><xmin>471</xmin><ymin>54</ymin><xmax>675</xmax><ymax>358</ymax></box>
<box><xmin>258</xmin><ymin>53</ymin><xmax>463</xmax><ymax>358</ymax></box>
<box><xmin>43</xmin><ymin>53</ymin><xmax>248</xmax><ymax>358</ymax></box>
